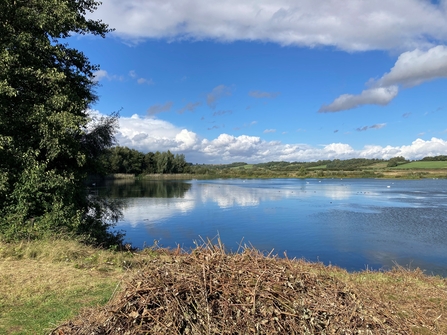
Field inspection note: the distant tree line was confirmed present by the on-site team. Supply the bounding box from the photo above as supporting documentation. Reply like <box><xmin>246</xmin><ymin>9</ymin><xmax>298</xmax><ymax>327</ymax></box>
<box><xmin>100</xmin><ymin>150</ymin><xmax>446</xmax><ymax>177</ymax></box>
<box><xmin>255</xmin><ymin>160</ymin><xmax>332</xmax><ymax>171</ymax></box>
<box><xmin>101</xmin><ymin>147</ymin><xmax>190</xmax><ymax>175</ymax></box>
<box><xmin>327</xmin><ymin>158</ymin><xmax>384</xmax><ymax>170</ymax></box>
<box><xmin>421</xmin><ymin>155</ymin><xmax>447</xmax><ymax>161</ymax></box>
<box><xmin>256</xmin><ymin>159</ymin><xmax>385</xmax><ymax>171</ymax></box>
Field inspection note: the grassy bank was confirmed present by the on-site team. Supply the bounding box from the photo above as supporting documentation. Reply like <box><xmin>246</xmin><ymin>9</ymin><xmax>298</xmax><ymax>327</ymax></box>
<box><xmin>0</xmin><ymin>239</ymin><xmax>158</xmax><ymax>334</ymax></box>
<box><xmin>1</xmin><ymin>239</ymin><xmax>446</xmax><ymax>334</ymax></box>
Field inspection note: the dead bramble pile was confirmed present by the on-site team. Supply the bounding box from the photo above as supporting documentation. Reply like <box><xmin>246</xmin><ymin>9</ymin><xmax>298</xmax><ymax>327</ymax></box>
<box><xmin>52</xmin><ymin>243</ymin><xmax>445</xmax><ymax>334</ymax></box>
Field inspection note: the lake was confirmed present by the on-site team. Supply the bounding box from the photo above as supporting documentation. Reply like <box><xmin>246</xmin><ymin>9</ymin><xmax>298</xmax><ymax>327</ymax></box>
<box><xmin>101</xmin><ymin>178</ymin><xmax>447</xmax><ymax>276</ymax></box>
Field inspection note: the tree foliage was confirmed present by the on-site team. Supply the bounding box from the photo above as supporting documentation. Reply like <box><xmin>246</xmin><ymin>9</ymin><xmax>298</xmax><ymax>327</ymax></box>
<box><xmin>326</xmin><ymin>158</ymin><xmax>384</xmax><ymax>170</ymax></box>
<box><xmin>103</xmin><ymin>147</ymin><xmax>190</xmax><ymax>175</ymax></box>
<box><xmin>0</xmin><ymin>0</ymin><xmax>121</xmax><ymax>244</ymax></box>
<box><xmin>387</xmin><ymin>156</ymin><xmax>408</xmax><ymax>167</ymax></box>
<box><xmin>421</xmin><ymin>155</ymin><xmax>447</xmax><ymax>161</ymax></box>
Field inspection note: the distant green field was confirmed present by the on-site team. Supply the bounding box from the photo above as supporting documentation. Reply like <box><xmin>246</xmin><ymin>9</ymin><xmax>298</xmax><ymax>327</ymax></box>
<box><xmin>392</xmin><ymin>161</ymin><xmax>447</xmax><ymax>169</ymax></box>
<box><xmin>230</xmin><ymin>164</ymin><xmax>254</xmax><ymax>169</ymax></box>
<box><xmin>308</xmin><ymin>165</ymin><xmax>327</xmax><ymax>170</ymax></box>
<box><xmin>368</xmin><ymin>162</ymin><xmax>388</xmax><ymax>169</ymax></box>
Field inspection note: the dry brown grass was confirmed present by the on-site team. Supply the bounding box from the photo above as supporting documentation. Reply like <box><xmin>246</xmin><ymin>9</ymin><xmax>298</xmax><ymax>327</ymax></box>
<box><xmin>52</xmin><ymin>243</ymin><xmax>447</xmax><ymax>335</ymax></box>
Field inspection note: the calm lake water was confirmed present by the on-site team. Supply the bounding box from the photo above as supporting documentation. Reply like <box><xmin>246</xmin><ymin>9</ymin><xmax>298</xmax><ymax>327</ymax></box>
<box><xmin>101</xmin><ymin>178</ymin><xmax>447</xmax><ymax>276</ymax></box>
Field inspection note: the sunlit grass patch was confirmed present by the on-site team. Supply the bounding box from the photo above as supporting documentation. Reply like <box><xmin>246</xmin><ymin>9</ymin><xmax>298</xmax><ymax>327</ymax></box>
<box><xmin>0</xmin><ymin>259</ymin><xmax>119</xmax><ymax>334</ymax></box>
<box><xmin>368</xmin><ymin>162</ymin><xmax>389</xmax><ymax>168</ymax></box>
<box><xmin>230</xmin><ymin>164</ymin><xmax>254</xmax><ymax>169</ymax></box>
<box><xmin>0</xmin><ymin>239</ymin><xmax>161</xmax><ymax>334</ymax></box>
<box><xmin>392</xmin><ymin>161</ymin><xmax>447</xmax><ymax>169</ymax></box>
<box><xmin>307</xmin><ymin>165</ymin><xmax>327</xmax><ymax>169</ymax></box>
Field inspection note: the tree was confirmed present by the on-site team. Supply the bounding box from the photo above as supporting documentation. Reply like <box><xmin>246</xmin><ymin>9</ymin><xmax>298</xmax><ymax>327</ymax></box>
<box><xmin>0</xmin><ymin>0</ymin><xmax>121</xmax><ymax>245</ymax></box>
<box><xmin>387</xmin><ymin>156</ymin><xmax>407</xmax><ymax>167</ymax></box>
<box><xmin>173</xmin><ymin>153</ymin><xmax>187</xmax><ymax>173</ymax></box>
<box><xmin>143</xmin><ymin>152</ymin><xmax>156</xmax><ymax>174</ymax></box>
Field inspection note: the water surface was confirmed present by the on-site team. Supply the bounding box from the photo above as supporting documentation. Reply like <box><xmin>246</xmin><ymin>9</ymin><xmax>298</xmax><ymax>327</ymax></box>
<box><xmin>102</xmin><ymin>178</ymin><xmax>447</xmax><ymax>276</ymax></box>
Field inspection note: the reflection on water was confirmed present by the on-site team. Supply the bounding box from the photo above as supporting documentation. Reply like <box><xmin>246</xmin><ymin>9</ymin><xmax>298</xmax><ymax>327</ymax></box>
<box><xmin>102</xmin><ymin>178</ymin><xmax>447</xmax><ymax>276</ymax></box>
<box><xmin>100</xmin><ymin>179</ymin><xmax>191</xmax><ymax>198</ymax></box>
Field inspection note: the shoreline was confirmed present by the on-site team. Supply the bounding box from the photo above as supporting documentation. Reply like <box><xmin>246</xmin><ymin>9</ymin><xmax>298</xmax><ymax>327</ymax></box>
<box><xmin>102</xmin><ymin>170</ymin><xmax>447</xmax><ymax>181</ymax></box>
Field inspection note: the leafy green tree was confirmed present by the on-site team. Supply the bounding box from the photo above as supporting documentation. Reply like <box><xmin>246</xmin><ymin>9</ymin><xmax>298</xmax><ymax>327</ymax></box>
<box><xmin>387</xmin><ymin>156</ymin><xmax>407</xmax><ymax>167</ymax></box>
<box><xmin>102</xmin><ymin>147</ymin><xmax>190</xmax><ymax>175</ymax></box>
<box><xmin>0</xmin><ymin>0</ymin><xmax>122</xmax><ymax>244</ymax></box>
<box><xmin>126</xmin><ymin>149</ymin><xmax>144</xmax><ymax>174</ymax></box>
<box><xmin>173</xmin><ymin>153</ymin><xmax>187</xmax><ymax>173</ymax></box>
<box><xmin>143</xmin><ymin>152</ymin><xmax>156</xmax><ymax>174</ymax></box>
<box><xmin>156</xmin><ymin>151</ymin><xmax>169</xmax><ymax>173</ymax></box>
<box><xmin>165</xmin><ymin>150</ymin><xmax>174</xmax><ymax>173</ymax></box>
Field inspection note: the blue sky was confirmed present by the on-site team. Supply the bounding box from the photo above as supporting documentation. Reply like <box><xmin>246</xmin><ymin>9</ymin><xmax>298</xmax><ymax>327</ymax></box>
<box><xmin>73</xmin><ymin>0</ymin><xmax>447</xmax><ymax>163</ymax></box>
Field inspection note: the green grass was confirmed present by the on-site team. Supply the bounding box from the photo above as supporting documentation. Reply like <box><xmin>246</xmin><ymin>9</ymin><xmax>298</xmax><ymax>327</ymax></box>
<box><xmin>367</xmin><ymin>162</ymin><xmax>389</xmax><ymax>168</ymax></box>
<box><xmin>307</xmin><ymin>165</ymin><xmax>327</xmax><ymax>170</ymax></box>
<box><xmin>0</xmin><ymin>259</ymin><xmax>120</xmax><ymax>334</ymax></box>
<box><xmin>392</xmin><ymin>161</ymin><xmax>447</xmax><ymax>169</ymax></box>
<box><xmin>0</xmin><ymin>239</ymin><xmax>159</xmax><ymax>335</ymax></box>
<box><xmin>0</xmin><ymin>269</ymin><xmax>116</xmax><ymax>335</ymax></box>
<box><xmin>230</xmin><ymin>164</ymin><xmax>254</xmax><ymax>169</ymax></box>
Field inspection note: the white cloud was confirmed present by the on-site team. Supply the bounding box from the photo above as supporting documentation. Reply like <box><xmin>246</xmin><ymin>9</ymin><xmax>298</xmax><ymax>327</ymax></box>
<box><xmin>91</xmin><ymin>0</ymin><xmax>447</xmax><ymax>51</ymax></box>
<box><xmin>175</xmin><ymin>129</ymin><xmax>200</xmax><ymax>151</ymax></box>
<box><xmin>105</xmin><ymin>112</ymin><xmax>447</xmax><ymax>163</ymax></box>
<box><xmin>110</xmin><ymin>115</ymin><xmax>447</xmax><ymax>163</ymax></box>
<box><xmin>147</xmin><ymin>102</ymin><xmax>173</xmax><ymax>116</ymax></box>
<box><xmin>207</xmin><ymin>85</ymin><xmax>232</xmax><ymax>109</ymax></box>
<box><xmin>319</xmin><ymin>86</ymin><xmax>398</xmax><ymax>113</ymax></box>
<box><xmin>137</xmin><ymin>78</ymin><xmax>154</xmax><ymax>85</ymax></box>
<box><xmin>263</xmin><ymin>129</ymin><xmax>276</xmax><ymax>133</ymax></box>
<box><xmin>359</xmin><ymin>138</ymin><xmax>447</xmax><ymax>160</ymax></box>
<box><xmin>92</xmin><ymin>70</ymin><xmax>124</xmax><ymax>82</ymax></box>
<box><xmin>92</xmin><ymin>70</ymin><xmax>108</xmax><ymax>82</ymax></box>
<box><xmin>320</xmin><ymin>45</ymin><xmax>447</xmax><ymax>112</ymax></box>
<box><xmin>115</xmin><ymin>114</ymin><xmax>199</xmax><ymax>153</ymax></box>
<box><xmin>376</xmin><ymin>45</ymin><xmax>447</xmax><ymax>87</ymax></box>
<box><xmin>129</xmin><ymin>70</ymin><xmax>154</xmax><ymax>85</ymax></box>
<box><xmin>201</xmin><ymin>134</ymin><xmax>266</xmax><ymax>161</ymax></box>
